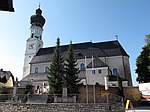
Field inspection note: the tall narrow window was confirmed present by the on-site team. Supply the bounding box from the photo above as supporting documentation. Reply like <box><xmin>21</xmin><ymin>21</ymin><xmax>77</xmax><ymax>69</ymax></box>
<box><xmin>35</xmin><ymin>67</ymin><xmax>38</xmax><ymax>73</ymax></box>
<box><xmin>113</xmin><ymin>68</ymin><xmax>118</xmax><ymax>76</ymax></box>
<box><xmin>80</xmin><ymin>63</ymin><xmax>85</xmax><ymax>70</ymax></box>
<box><xmin>98</xmin><ymin>69</ymin><xmax>102</xmax><ymax>74</ymax></box>
<box><xmin>92</xmin><ymin>70</ymin><xmax>95</xmax><ymax>74</ymax></box>
<box><xmin>45</xmin><ymin>66</ymin><xmax>49</xmax><ymax>73</ymax></box>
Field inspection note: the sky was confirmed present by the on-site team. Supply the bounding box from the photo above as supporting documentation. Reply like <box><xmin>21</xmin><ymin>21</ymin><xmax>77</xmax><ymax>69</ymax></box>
<box><xmin>0</xmin><ymin>0</ymin><xmax>150</xmax><ymax>86</ymax></box>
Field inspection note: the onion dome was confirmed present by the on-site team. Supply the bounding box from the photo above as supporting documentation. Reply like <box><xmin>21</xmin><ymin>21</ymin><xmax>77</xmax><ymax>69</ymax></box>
<box><xmin>30</xmin><ymin>8</ymin><xmax>46</xmax><ymax>28</ymax></box>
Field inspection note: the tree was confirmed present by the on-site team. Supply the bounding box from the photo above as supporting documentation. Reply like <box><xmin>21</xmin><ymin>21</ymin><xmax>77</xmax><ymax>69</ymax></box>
<box><xmin>136</xmin><ymin>35</ymin><xmax>150</xmax><ymax>83</ymax></box>
<box><xmin>47</xmin><ymin>38</ymin><xmax>64</xmax><ymax>94</ymax></box>
<box><xmin>65</xmin><ymin>41</ymin><xmax>80</xmax><ymax>94</ymax></box>
<box><xmin>145</xmin><ymin>34</ymin><xmax>150</xmax><ymax>44</ymax></box>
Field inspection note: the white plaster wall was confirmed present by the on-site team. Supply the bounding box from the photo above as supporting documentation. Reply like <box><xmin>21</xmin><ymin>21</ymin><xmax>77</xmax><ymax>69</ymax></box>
<box><xmin>77</xmin><ymin>58</ymin><xmax>93</xmax><ymax>69</ymax></box>
<box><xmin>23</xmin><ymin>66</ymin><xmax>30</xmax><ymax>78</ymax></box>
<box><xmin>25</xmin><ymin>38</ymin><xmax>43</xmax><ymax>55</ymax></box>
<box><xmin>0</xmin><ymin>77</ymin><xmax>14</xmax><ymax>87</ymax></box>
<box><xmin>23</xmin><ymin>24</ymin><xmax>44</xmax><ymax>78</ymax></box>
<box><xmin>86</xmin><ymin>67</ymin><xmax>108</xmax><ymax>85</ymax></box>
<box><xmin>31</xmin><ymin>62</ymin><xmax>50</xmax><ymax>73</ymax></box>
<box><xmin>24</xmin><ymin>54</ymin><xmax>35</xmax><ymax>67</ymax></box>
<box><xmin>106</xmin><ymin>56</ymin><xmax>125</xmax><ymax>78</ymax></box>
<box><xmin>99</xmin><ymin>57</ymin><xmax>107</xmax><ymax>64</ymax></box>
<box><xmin>29</xmin><ymin>55</ymin><xmax>131</xmax><ymax>86</ymax></box>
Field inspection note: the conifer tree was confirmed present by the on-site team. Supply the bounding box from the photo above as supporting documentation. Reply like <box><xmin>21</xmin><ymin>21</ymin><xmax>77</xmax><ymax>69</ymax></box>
<box><xmin>136</xmin><ymin>34</ymin><xmax>150</xmax><ymax>83</ymax></box>
<box><xmin>65</xmin><ymin>41</ymin><xmax>79</xmax><ymax>94</ymax></box>
<box><xmin>47</xmin><ymin>38</ymin><xmax>64</xmax><ymax>94</ymax></box>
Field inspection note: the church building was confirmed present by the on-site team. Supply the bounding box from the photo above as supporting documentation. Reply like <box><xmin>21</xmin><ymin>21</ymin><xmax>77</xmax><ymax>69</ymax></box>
<box><xmin>20</xmin><ymin>7</ymin><xmax>132</xmax><ymax>92</ymax></box>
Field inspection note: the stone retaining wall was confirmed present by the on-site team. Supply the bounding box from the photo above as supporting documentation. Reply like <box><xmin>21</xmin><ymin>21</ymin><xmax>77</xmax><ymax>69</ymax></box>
<box><xmin>0</xmin><ymin>103</ymin><xmax>124</xmax><ymax>112</ymax></box>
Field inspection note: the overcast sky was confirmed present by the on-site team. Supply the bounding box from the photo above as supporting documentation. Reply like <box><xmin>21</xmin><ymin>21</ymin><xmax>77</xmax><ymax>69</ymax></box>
<box><xmin>0</xmin><ymin>0</ymin><xmax>150</xmax><ymax>86</ymax></box>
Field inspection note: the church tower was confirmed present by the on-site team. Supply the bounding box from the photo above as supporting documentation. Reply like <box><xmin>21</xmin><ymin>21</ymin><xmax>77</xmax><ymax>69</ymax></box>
<box><xmin>23</xmin><ymin>6</ymin><xmax>46</xmax><ymax>78</ymax></box>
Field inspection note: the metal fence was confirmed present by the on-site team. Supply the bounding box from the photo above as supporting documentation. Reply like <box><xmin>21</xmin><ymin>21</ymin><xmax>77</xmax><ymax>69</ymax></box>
<box><xmin>0</xmin><ymin>93</ymin><xmax>124</xmax><ymax>104</ymax></box>
<box><xmin>0</xmin><ymin>93</ymin><xmax>125</xmax><ymax>111</ymax></box>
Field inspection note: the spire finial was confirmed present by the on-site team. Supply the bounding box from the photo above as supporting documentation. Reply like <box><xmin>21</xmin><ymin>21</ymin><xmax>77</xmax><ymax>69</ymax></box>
<box><xmin>39</xmin><ymin>3</ymin><xmax>41</xmax><ymax>8</ymax></box>
<box><xmin>115</xmin><ymin>35</ymin><xmax>118</xmax><ymax>40</ymax></box>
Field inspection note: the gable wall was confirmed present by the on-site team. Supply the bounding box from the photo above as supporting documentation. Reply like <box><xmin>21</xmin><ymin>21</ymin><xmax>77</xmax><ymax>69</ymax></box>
<box><xmin>31</xmin><ymin>62</ymin><xmax>50</xmax><ymax>74</ymax></box>
<box><xmin>86</xmin><ymin>67</ymin><xmax>108</xmax><ymax>85</ymax></box>
<box><xmin>106</xmin><ymin>56</ymin><xmax>126</xmax><ymax>78</ymax></box>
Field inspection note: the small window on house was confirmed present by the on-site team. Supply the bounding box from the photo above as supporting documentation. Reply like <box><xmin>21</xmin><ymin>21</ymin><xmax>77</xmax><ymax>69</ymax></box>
<box><xmin>92</xmin><ymin>70</ymin><xmax>95</xmax><ymax>74</ymax></box>
<box><xmin>35</xmin><ymin>67</ymin><xmax>38</xmax><ymax>73</ymax></box>
<box><xmin>45</xmin><ymin>66</ymin><xmax>49</xmax><ymax>73</ymax></box>
<box><xmin>98</xmin><ymin>69</ymin><xmax>102</xmax><ymax>74</ymax></box>
<box><xmin>80</xmin><ymin>63</ymin><xmax>85</xmax><ymax>70</ymax></box>
<box><xmin>113</xmin><ymin>68</ymin><xmax>118</xmax><ymax>76</ymax></box>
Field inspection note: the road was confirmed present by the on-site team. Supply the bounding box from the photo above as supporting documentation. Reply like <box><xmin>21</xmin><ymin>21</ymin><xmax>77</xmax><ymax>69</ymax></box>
<box><xmin>126</xmin><ymin>106</ymin><xmax>150</xmax><ymax>112</ymax></box>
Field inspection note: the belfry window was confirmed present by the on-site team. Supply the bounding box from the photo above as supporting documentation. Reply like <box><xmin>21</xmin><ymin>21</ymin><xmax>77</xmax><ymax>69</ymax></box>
<box><xmin>35</xmin><ymin>67</ymin><xmax>38</xmax><ymax>73</ymax></box>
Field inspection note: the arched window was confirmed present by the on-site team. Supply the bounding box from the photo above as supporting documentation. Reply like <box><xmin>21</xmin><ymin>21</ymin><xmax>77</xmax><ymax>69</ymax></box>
<box><xmin>45</xmin><ymin>66</ymin><xmax>49</xmax><ymax>73</ymax></box>
<box><xmin>113</xmin><ymin>68</ymin><xmax>118</xmax><ymax>76</ymax></box>
<box><xmin>35</xmin><ymin>67</ymin><xmax>38</xmax><ymax>73</ymax></box>
<box><xmin>80</xmin><ymin>63</ymin><xmax>85</xmax><ymax>70</ymax></box>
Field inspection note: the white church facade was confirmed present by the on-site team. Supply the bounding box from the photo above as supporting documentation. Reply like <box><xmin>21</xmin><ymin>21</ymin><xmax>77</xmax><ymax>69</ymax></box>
<box><xmin>20</xmin><ymin>7</ymin><xmax>132</xmax><ymax>91</ymax></box>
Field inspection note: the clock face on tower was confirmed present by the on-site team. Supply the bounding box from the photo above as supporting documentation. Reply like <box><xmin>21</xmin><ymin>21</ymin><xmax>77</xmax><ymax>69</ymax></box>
<box><xmin>28</xmin><ymin>43</ymin><xmax>34</xmax><ymax>49</ymax></box>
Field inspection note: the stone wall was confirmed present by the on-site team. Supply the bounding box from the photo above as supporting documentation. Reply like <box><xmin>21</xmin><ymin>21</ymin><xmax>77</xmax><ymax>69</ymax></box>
<box><xmin>0</xmin><ymin>103</ymin><xmax>124</xmax><ymax>112</ymax></box>
<box><xmin>123</xmin><ymin>86</ymin><xmax>141</xmax><ymax>106</ymax></box>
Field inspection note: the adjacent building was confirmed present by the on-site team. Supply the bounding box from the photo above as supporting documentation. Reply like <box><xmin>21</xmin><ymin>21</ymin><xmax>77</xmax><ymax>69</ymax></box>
<box><xmin>0</xmin><ymin>69</ymin><xmax>14</xmax><ymax>87</ymax></box>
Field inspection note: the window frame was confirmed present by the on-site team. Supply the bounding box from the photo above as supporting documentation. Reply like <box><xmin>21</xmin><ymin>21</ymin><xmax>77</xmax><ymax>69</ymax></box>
<box><xmin>113</xmin><ymin>68</ymin><xmax>118</xmax><ymax>76</ymax></box>
<box><xmin>92</xmin><ymin>70</ymin><xmax>95</xmax><ymax>74</ymax></box>
<box><xmin>98</xmin><ymin>69</ymin><xmax>102</xmax><ymax>74</ymax></box>
<box><xmin>35</xmin><ymin>67</ymin><xmax>38</xmax><ymax>73</ymax></box>
<box><xmin>80</xmin><ymin>63</ymin><xmax>85</xmax><ymax>70</ymax></box>
<box><xmin>45</xmin><ymin>66</ymin><xmax>49</xmax><ymax>73</ymax></box>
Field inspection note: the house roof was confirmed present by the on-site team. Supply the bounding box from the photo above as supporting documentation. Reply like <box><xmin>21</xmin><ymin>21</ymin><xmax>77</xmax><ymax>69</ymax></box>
<box><xmin>21</xmin><ymin>73</ymin><xmax>48</xmax><ymax>82</ymax></box>
<box><xmin>0</xmin><ymin>70</ymin><xmax>14</xmax><ymax>84</ymax></box>
<box><xmin>30</xmin><ymin>40</ymin><xmax>129</xmax><ymax>64</ymax></box>
<box><xmin>21</xmin><ymin>71</ymin><xmax>86</xmax><ymax>82</ymax></box>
